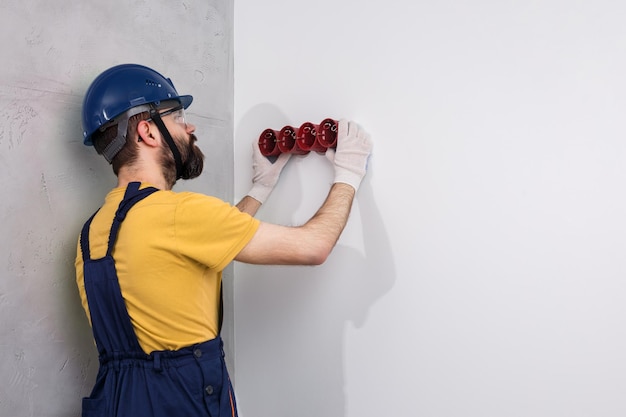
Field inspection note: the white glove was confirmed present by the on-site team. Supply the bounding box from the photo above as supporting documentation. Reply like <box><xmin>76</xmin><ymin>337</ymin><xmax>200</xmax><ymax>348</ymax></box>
<box><xmin>247</xmin><ymin>142</ymin><xmax>292</xmax><ymax>204</ymax></box>
<box><xmin>325</xmin><ymin>120</ymin><xmax>372</xmax><ymax>191</ymax></box>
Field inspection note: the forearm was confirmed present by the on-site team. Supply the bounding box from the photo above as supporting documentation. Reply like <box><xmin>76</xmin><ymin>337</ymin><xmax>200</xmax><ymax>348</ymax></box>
<box><xmin>235</xmin><ymin>182</ymin><xmax>356</xmax><ymax>265</ymax></box>
<box><xmin>301</xmin><ymin>182</ymin><xmax>356</xmax><ymax>257</ymax></box>
<box><xmin>236</xmin><ymin>195</ymin><xmax>262</xmax><ymax>216</ymax></box>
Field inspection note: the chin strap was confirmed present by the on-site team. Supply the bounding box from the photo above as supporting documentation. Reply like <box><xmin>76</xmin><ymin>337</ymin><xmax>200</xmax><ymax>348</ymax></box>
<box><xmin>149</xmin><ymin>107</ymin><xmax>183</xmax><ymax>180</ymax></box>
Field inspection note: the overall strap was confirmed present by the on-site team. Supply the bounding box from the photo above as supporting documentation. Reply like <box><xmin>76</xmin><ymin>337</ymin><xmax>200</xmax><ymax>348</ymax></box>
<box><xmin>80</xmin><ymin>182</ymin><xmax>159</xmax><ymax>261</ymax></box>
<box><xmin>79</xmin><ymin>210</ymin><xmax>98</xmax><ymax>261</ymax></box>
<box><xmin>107</xmin><ymin>182</ymin><xmax>159</xmax><ymax>255</ymax></box>
<box><xmin>80</xmin><ymin>182</ymin><xmax>159</xmax><ymax>358</ymax></box>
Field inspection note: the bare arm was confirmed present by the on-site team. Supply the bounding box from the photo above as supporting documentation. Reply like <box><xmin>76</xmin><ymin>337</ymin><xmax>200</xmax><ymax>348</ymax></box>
<box><xmin>236</xmin><ymin>195</ymin><xmax>262</xmax><ymax>217</ymax></box>
<box><xmin>234</xmin><ymin>182</ymin><xmax>355</xmax><ymax>265</ymax></box>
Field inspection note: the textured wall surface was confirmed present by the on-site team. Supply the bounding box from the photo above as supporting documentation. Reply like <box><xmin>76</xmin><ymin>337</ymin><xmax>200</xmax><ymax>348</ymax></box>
<box><xmin>234</xmin><ymin>1</ymin><xmax>626</xmax><ymax>416</ymax></box>
<box><xmin>0</xmin><ymin>1</ymin><xmax>233</xmax><ymax>416</ymax></box>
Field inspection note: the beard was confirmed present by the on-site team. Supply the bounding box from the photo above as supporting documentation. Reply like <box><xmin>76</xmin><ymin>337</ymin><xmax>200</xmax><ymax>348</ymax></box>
<box><xmin>160</xmin><ymin>132</ymin><xmax>205</xmax><ymax>187</ymax></box>
<box><xmin>180</xmin><ymin>133</ymin><xmax>205</xmax><ymax>180</ymax></box>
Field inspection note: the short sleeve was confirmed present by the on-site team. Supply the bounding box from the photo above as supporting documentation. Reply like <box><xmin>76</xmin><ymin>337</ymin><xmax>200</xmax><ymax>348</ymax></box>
<box><xmin>173</xmin><ymin>193</ymin><xmax>260</xmax><ymax>271</ymax></box>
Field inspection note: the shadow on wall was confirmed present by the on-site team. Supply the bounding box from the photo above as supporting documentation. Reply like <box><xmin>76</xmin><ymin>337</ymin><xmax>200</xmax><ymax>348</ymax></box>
<box><xmin>236</xmin><ymin>104</ymin><xmax>396</xmax><ymax>416</ymax></box>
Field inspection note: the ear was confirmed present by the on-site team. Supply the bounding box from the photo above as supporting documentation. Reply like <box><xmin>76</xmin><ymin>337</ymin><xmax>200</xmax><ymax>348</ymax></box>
<box><xmin>136</xmin><ymin>120</ymin><xmax>159</xmax><ymax>147</ymax></box>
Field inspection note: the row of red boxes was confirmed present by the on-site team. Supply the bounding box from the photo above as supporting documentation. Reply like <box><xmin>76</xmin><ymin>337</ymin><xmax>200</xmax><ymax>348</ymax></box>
<box><xmin>258</xmin><ymin>118</ymin><xmax>338</xmax><ymax>156</ymax></box>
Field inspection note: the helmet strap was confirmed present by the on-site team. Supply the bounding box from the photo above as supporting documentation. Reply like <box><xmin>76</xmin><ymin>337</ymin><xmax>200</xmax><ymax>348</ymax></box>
<box><xmin>101</xmin><ymin>120</ymin><xmax>127</xmax><ymax>163</ymax></box>
<box><xmin>100</xmin><ymin>104</ymin><xmax>152</xmax><ymax>164</ymax></box>
<box><xmin>149</xmin><ymin>107</ymin><xmax>184</xmax><ymax>180</ymax></box>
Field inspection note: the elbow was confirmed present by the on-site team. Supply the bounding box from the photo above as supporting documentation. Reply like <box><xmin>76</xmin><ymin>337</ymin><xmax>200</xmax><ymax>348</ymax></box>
<box><xmin>304</xmin><ymin>244</ymin><xmax>333</xmax><ymax>266</ymax></box>
<box><xmin>290</xmin><ymin>226</ymin><xmax>338</xmax><ymax>265</ymax></box>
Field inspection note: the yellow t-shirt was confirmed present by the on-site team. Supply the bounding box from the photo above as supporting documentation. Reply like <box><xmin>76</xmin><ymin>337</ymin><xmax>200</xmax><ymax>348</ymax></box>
<box><xmin>75</xmin><ymin>184</ymin><xmax>259</xmax><ymax>354</ymax></box>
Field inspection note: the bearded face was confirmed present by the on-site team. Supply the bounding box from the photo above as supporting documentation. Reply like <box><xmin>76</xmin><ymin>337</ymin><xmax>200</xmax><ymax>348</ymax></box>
<box><xmin>159</xmin><ymin>131</ymin><xmax>205</xmax><ymax>187</ymax></box>
<box><xmin>180</xmin><ymin>133</ymin><xmax>205</xmax><ymax>180</ymax></box>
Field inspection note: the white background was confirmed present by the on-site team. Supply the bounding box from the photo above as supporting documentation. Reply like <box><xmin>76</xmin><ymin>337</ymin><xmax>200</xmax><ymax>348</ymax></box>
<box><xmin>234</xmin><ymin>1</ymin><xmax>626</xmax><ymax>416</ymax></box>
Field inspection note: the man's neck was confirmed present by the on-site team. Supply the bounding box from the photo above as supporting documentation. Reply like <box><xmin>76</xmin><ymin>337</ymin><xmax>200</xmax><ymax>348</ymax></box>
<box><xmin>116</xmin><ymin>167</ymin><xmax>171</xmax><ymax>191</ymax></box>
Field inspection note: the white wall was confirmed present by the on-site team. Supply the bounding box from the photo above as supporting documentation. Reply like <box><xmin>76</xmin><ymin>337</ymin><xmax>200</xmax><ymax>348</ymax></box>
<box><xmin>0</xmin><ymin>1</ymin><xmax>233</xmax><ymax>416</ymax></box>
<box><xmin>234</xmin><ymin>1</ymin><xmax>626</xmax><ymax>416</ymax></box>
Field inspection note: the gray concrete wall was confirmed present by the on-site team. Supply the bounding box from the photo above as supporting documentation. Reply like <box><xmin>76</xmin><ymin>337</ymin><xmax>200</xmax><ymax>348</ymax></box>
<box><xmin>0</xmin><ymin>1</ymin><xmax>234</xmax><ymax>416</ymax></box>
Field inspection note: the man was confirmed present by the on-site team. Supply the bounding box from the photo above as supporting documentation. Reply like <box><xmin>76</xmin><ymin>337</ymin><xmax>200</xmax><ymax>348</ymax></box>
<box><xmin>75</xmin><ymin>63</ymin><xmax>372</xmax><ymax>417</ymax></box>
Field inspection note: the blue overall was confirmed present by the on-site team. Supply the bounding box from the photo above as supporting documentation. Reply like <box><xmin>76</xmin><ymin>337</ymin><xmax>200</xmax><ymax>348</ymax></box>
<box><xmin>79</xmin><ymin>182</ymin><xmax>238</xmax><ymax>417</ymax></box>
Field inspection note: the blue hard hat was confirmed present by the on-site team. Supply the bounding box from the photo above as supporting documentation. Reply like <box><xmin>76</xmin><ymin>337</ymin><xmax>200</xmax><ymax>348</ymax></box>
<box><xmin>81</xmin><ymin>64</ymin><xmax>193</xmax><ymax>146</ymax></box>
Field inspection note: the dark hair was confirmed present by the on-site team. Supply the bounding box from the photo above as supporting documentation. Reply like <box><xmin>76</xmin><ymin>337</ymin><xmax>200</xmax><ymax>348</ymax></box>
<box><xmin>91</xmin><ymin>112</ymin><xmax>148</xmax><ymax>175</ymax></box>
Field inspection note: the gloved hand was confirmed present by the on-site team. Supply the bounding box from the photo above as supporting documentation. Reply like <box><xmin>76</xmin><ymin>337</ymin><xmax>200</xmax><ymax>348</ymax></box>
<box><xmin>325</xmin><ymin>119</ymin><xmax>372</xmax><ymax>192</ymax></box>
<box><xmin>247</xmin><ymin>142</ymin><xmax>292</xmax><ymax>204</ymax></box>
